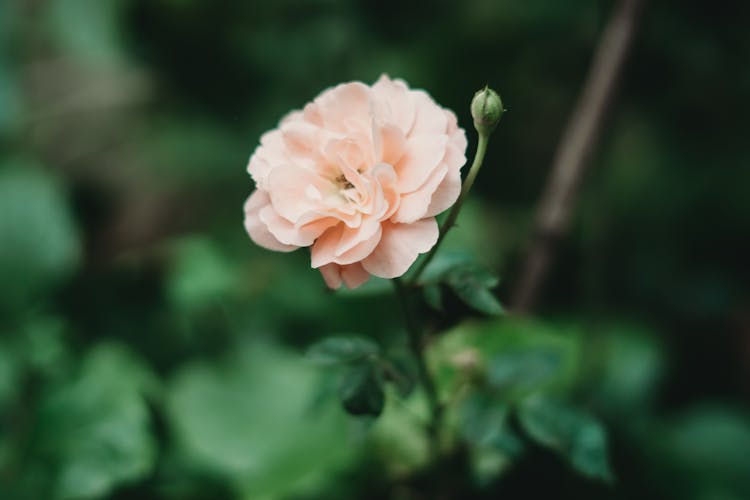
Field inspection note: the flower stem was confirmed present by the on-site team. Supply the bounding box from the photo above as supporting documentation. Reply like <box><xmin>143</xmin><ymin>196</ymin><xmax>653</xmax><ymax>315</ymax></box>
<box><xmin>408</xmin><ymin>132</ymin><xmax>490</xmax><ymax>286</ymax></box>
<box><xmin>393</xmin><ymin>278</ymin><xmax>442</xmax><ymax>458</ymax></box>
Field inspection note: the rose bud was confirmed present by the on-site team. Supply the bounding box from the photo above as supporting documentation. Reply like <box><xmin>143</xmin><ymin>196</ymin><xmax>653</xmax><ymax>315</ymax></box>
<box><xmin>470</xmin><ymin>86</ymin><xmax>504</xmax><ymax>136</ymax></box>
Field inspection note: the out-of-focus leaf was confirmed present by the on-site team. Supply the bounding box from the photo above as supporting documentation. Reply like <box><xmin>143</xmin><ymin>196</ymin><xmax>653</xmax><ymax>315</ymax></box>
<box><xmin>339</xmin><ymin>363</ymin><xmax>385</xmax><ymax>417</ymax></box>
<box><xmin>423</xmin><ymin>284</ymin><xmax>443</xmax><ymax>311</ymax></box>
<box><xmin>0</xmin><ymin>62</ymin><xmax>22</xmax><ymax>137</ymax></box>
<box><xmin>166</xmin><ymin>237</ymin><xmax>234</xmax><ymax>311</ymax></box>
<box><xmin>656</xmin><ymin>407</ymin><xmax>750</xmax><ymax>498</ymax></box>
<box><xmin>382</xmin><ymin>353</ymin><xmax>418</xmax><ymax>398</ymax></box>
<box><xmin>460</xmin><ymin>393</ymin><xmax>505</xmax><ymax>447</ymax></box>
<box><xmin>0</xmin><ymin>165</ymin><xmax>80</xmax><ymax>309</ymax></box>
<box><xmin>460</xmin><ymin>393</ymin><xmax>524</xmax><ymax>485</ymax></box>
<box><xmin>488</xmin><ymin>347</ymin><xmax>563</xmax><ymax>395</ymax></box>
<box><xmin>518</xmin><ymin>395</ymin><xmax>613</xmax><ymax>482</ymax></box>
<box><xmin>21</xmin><ymin>316</ymin><xmax>70</xmax><ymax>378</ymax></box>
<box><xmin>593</xmin><ymin>323</ymin><xmax>665</xmax><ymax>417</ymax></box>
<box><xmin>40</xmin><ymin>343</ymin><xmax>158</xmax><ymax>500</ymax></box>
<box><xmin>166</xmin><ymin>342</ymin><xmax>353</xmax><ymax>499</ymax></box>
<box><xmin>47</xmin><ymin>0</ymin><xmax>126</xmax><ymax>64</ymax></box>
<box><xmin>143</xmin><ymin>116</ymin><xmax>246</xmax><ymax>181</ymax></box>
<box><xmin>460</xmin><ymin>394</ymin><xmax>508</xmax><ymax>449</ymax></box>
<box><xmin>428</xmin><ymin>318</ymin><xmax>582</xmax><ymax>402</ymax></box>
<box><xmin>0</xmin><ymin>340</ymin><xmax>19</xmax><ymax>410</ymax></box>
<box><xmin>368</xmin><ymin>389</ymin><xmax>430</xmax><ymax>475</ymax></box>
<box><xmin>306</xmin><ymin>336</ymin><xmax>380</xmax><ymax>366</ymax></box>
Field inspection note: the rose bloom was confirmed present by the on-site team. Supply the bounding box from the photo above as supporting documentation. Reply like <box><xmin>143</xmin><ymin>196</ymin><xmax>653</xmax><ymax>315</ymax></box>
<box><xmin>244</xmin><ymin>75</ymin><xmax>467</xmax><ymax>289</ymax></box>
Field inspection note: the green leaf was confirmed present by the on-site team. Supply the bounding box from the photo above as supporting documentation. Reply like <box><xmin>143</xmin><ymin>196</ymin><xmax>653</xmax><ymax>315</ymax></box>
<box><xmin>428</xmin><ymin>318</ymin><xmax>582</xmax><ymax>404</ymax></box>
<box><xmin>338</xmin><ymin>363</ymin><xmax>385</xmax><ymax>417</ymax></box>
<box><xmin>593</xmin><ymin>323</ymin><xmax>665</xmax><ymax>416</ymax></box>
<box><xmin>518</xmin><ymin>395</ymin><xmax>613</xmax><ymax>482</ymax></box>
<box><xmin>445</xmin><ymin>263</ymin><xmax>504</xmax><ymax>316</ymax></box>
<box><xmin>0</xmin><ymin>164</ymin><xmax>81</xmax><ymax>309</ymax></box>
<box><xmin>460</xmin><ymin>393</ymin><xmax>525</xmax><ymax>484</ymax></box>
<box><xmin>166</xmin><ymin>342</ymin><xmax>353</xmax><ymax>499</ymax></box>
<box><xmin>47</xmin><ymin>0</ymin><xmax>127</xmax><ymax>64</ymax></box>
<box><xmin>381</xmin><ymin>353</ymin><xmax>418</xmax><ymax>398</ymax></box>
<box><xmin>423</xmin><ymin>284</ymin><xmax>444</xmax><ymax>311</ymax></box>
<box><xmin>488</xmin><ymin>347</ymin><xmax>563</xmax><ymax>394</ymax></box>
<box><xmin>420</xmin><ymin>253</ymin><xmax>504</xmax><ymax>316</ymax></box>
<box><xmin>460</xmin><ymin>393</ymin><xmax>522</xmax><ymax>454</ymax></box>
<box><xmin>166</xmin><ymin>237</ymin><xmax>234</xmax><ymax>311</ymax></box>
<box><xmin>40</xmin><ymin>344</ymin><xmax>158</xmax><ymax>500</ymax></box>
<box><xmin>658</xmin><ymin>407</ymin><xmax>750</xmax><ymax>496</ymax></box>
<box><xmin>306</xmin><ymin>336</ymin><xmax>380</xmax><ymax>366</ymax></box>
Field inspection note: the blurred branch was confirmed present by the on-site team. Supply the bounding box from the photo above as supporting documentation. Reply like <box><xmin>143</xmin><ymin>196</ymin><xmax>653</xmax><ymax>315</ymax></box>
<box><xmin>511</xmin><ymin>0</ymin><xmax>648</xmax><ymax>313</ymax></box>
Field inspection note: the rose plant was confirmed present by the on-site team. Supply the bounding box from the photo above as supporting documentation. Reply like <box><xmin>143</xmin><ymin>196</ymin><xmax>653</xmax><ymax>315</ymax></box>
<box><xmin>243</xmin><ymin>77</ymin><xmax>613</xmax><ymax>483</ymax></box>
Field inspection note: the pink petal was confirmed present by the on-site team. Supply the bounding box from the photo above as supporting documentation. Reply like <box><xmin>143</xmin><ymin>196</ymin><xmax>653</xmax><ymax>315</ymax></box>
<box><xmin>319</xmin><ymin>263</ymin><xmax>343</xmax><ymax>289</ymax></box>
<box><xmin>335</xmin><ymin>225</ymin><xmax>382</xmax><ymax>265</ymax></box>
<box><xmin>341</xmin><ymin>262</ymin><xmax>370</xmax><ymax>288</ymax></box>
<box><xmin>310</xmin><ymin>223</ymin><xmax>382</xmax><ymax>268</ymax></box>
<box><xmin>324</xmin><ymin>137</ymin><xmax>368</xmax><ymax>173</ymax></box>
<box><xmin>393</xmin><ymin>165</ymin><xmax>448</xmax><ymax>223</ymax></box>
<box><xmin>336</xmin><ymin>217</ymin><xmax>382</xmax><ymax>257</ymax></box>
<box><xmin>268</xmin><ymin>165</ymin><xmax>333</xmax><ymax>223</ymax></box>
<box><xmin>395</xmin><ymin>135</ymin><xmax>448</xmax><ymax>193</ymax></box>
<box><xmin>261</xmin><ymin>205</ymin><xmax>339</xmax><ymax>247</ymax></box>
<box><xmin>410</xmin><ymin>90</ymin><xmax>448</xmax><ymax>136</ymax></box>
<box><xmin>423</xmin><ymin>139</ymin><xmax>466</xmax><ymax>217</ymax></box>
<box><xmin>318</xmin><ymin>262</ymin><xmax>371</xmax><ymax>290</ymax></box>
<box><xmin>371</xmin><ymin>74</ymin><xmax>416</xmax><ymax>134</ymax></box>
<box><xmin>371</xmin><ymin>163</ymin><xmax>400</xmax><ymax>219</ymax></box>
<box><xmin>243</xmin><ymin>191</ymin><xmax>298</xmax><ymax>252</ymax></box>
<box><xmin>280</xmin><ymin>121</ymin><xmax>323</xmax><ymax>165</ymax></box>
<box><xmin>310</xmin><ymin>224</ymin><xmax>344</xmax><ymax>268</ymax></box>
<box><xmin>362</xmin><ymin>219</ymin><xmax>439</xmax><ymax>278</ymax></box>
<box><xmin>424</xmin><ymin>167</ymin><xmax>461</xmax><ymax>218</ymax></box>
<box><xmin>373</xmin><ymin>122</ymin><xmax>406</xmax><ymax>166</ymax></box>
<box><xmin>314</xmin><ymin>82</ymin><xmax>372</xmax><ymax>133</ymax></box>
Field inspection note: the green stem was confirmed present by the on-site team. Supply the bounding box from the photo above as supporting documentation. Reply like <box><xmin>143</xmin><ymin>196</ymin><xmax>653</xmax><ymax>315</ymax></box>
<box><xmin>408</xmin><ymin>132</ymin><xmax>490</xmax><ymax>286</ymax></box>
<box><xmin>393</xmin><ymin>278</ymin><xmax>442</xmax><ymax>457</ymax></box>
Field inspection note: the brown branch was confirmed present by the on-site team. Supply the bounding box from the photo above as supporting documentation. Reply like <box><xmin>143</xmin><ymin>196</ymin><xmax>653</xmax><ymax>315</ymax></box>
<box><xmin>511</xmin><ymin>0</ymin><xmax>648</xmax><ymax>313</ymax></box>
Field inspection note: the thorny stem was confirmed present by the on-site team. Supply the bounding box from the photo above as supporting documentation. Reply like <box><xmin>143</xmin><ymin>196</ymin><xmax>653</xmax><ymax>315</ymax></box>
<box><xmin>408</xmin><ymin>133</ymin><xmax>490</xmax><ymax>286</ymax></box>
<box><xmin>393</xmin><ymin>278</ymin><xmax>442</xmax><ymax>458</ymax></box>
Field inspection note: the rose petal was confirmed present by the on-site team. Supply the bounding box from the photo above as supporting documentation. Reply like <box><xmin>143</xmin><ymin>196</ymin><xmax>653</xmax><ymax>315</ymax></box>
<box><xmin>244</xmin><ymin>191</ymin><xmax>298</xmax><ymax>252</ymax></box>
<box><xmin>318</xmin><ymin>262</ymin><xmax>371</xmax><ymax>289</ymax></box>
<box><xmin>393</xmin><ymin>165</ymin><xmax>448</xmax><ymax>223</ymax></box>
<box><xmin>341</xmin><ymin>262</ymin><xmax>370</xmax><ymax>288</ymax></box>
<box><xmin>424</xmin><ymin>167</ymin><xmax>461</xmax><ymax>218</ymax></box>
<box><xmin>259</xmin><ymin>205</ymin><xmax>337</xmax><ymax>247</ymax></box>
<box><xmin>315</xmin><ymin>82</ymin><xmax>372</xmax><ymax>133</ymax></box>
<box><xmin>373</xmin><ymin>122</ymin><xmax>407</xmax><ymax>166</ymax></box>
<box><xmin>410</xmin><ymin>90</ymin><xmax>448</xmax><ymax>136</ymax></box>
<box><xmin>362</xmin><ymin>219</ymin><xmax>439</xmax><ymax>278</ymax></box>
<box><xmin>395</xmin><ymin>135</ymin><xmax>448</xmax><ymax>193</ymax></box>
<box><xmin>335</xmin><ymin>225</ymin><xmax>382</xmax><ymax>265</ymax></box>
<box><xmin>310</xmin><ymin>224</ymin><xmax>343</xmax><ymax>268</ymax></box>
<box><xmin>268</xmin><ymin>164</ymin><xmax>334</xmax><ymax>222</ymax></box>
<box><xmin>319</xmin><ymin>263</ymin><xmax>343</xmax><ymax>289</ymax></box>
<box><xmin>372</xmin><ymin>74</ymin><xmax>416</xmax><ymax>134</ymax></box>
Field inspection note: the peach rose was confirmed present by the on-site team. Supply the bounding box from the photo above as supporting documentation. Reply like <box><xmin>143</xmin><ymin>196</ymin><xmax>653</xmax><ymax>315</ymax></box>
<box><xmin>244</xmin><ymin>75</ymin><xmax>467</xmax><ymax>289</ymax></box>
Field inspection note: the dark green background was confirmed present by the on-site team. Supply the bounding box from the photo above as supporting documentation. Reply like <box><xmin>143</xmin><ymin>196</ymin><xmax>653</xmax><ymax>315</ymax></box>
<box><xmin>1</xmin><ymin>0</ymin><xmax>749</xmax><ymax>499</ymax></box>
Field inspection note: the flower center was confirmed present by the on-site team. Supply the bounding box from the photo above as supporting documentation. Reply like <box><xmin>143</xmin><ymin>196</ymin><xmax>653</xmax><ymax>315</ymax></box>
<box><xmin>335</xmin><ymin>174</ymin><xmax>355</xmax><ymax>190</ymax></box>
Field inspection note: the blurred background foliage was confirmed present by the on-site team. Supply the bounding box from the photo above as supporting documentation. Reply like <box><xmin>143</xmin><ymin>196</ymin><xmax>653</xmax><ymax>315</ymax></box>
<box><xmin>1</xmin><ymin>0</ymin><xmax>749</xmax><ymax>499</ymax></box>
